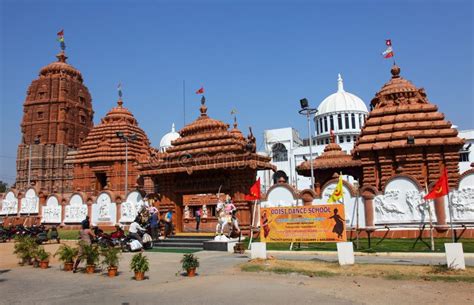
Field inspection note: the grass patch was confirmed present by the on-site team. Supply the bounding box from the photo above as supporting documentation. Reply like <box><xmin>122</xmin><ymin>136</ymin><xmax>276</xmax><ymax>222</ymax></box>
<box><xmin>242</xmin><ymin>238</ymin><xmax>474</xmax><ymax>253</ymax></box>
<box><xmin>241</xmin><ymin>259</ymin><xmax>474</xmax><ymax>283</ymax></box>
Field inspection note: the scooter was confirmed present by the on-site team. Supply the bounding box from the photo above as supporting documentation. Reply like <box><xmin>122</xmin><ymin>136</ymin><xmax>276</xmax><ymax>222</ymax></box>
<box><xmin>120</xmin><ymin>229</ymin><xmax>153</xmax><ymax>252</ymax></box>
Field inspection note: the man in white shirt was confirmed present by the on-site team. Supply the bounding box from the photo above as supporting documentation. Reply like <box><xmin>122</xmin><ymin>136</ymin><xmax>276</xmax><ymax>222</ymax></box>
<box><xmin>129</xmin><ymin>216</ymin><xmax>146</xmax><ymax>245</ymax></box>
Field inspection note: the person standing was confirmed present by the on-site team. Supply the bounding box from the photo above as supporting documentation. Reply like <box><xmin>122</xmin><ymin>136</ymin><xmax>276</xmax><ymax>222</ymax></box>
<box><xmin>149</xmin><ymin>208</ymin><xmax>160</xmax><ymax>241</ymax></box>
<box><xmin>164</xmin><ymin>209</ymin><xmax>173</xmax><ymax>238</ymax></box>
<box><xmin>73</xmin><ymin>217</ymin><xmax>95</xmax><ymax>273</ymax></box>
<box><xmin>195</xmin><ymin>208</ymin><xmax>202</xmax><ymax>232</ymax></box>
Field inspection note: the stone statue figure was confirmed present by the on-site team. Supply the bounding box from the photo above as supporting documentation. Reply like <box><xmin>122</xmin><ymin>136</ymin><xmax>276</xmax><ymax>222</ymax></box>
<box><xmin>202</xmin><ymin>205</ymin><xmax>208</xmax><ymax>218</ymax></box>
<box><xmin>184</xmin><ymin>205</ymin><xmax>190</xmax><ymax>219</ymax></box>
<box><xmin>215</xmin><ymin>195</ymin><xmax>240</xmax><ymax>240</ymax></box>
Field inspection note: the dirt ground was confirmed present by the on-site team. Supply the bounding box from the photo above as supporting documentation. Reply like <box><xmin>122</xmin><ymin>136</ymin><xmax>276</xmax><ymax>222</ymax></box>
<box><xmin>1</xmin><ymin>242</ymin><xmax>473</xmax><ymax>305</ymax></box>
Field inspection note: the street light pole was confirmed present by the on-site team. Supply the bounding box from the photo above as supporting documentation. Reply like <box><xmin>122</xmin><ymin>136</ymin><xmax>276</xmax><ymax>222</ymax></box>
<box><xmin>299</xmin><ymin>98</ymin><xmax>317</xmax><ymax>190</ymax></box>
<box><xmin>116</xmin><ymin>132</ymin><xmax>137</xmax><ymax>197</ymax></box>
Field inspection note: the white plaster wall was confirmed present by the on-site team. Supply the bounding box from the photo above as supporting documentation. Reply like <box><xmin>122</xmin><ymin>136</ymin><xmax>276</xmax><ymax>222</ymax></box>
<box><xmin>450</xmin><ymin>172</ymin><xmax>474</xmax><ymax>222</ymax></box>
<box><xmin>120</xmin><ymin>191</ymin><xmax>145</xmax><ymax>223</ymax></box>
<box><xmin>374</xmin><ymin>177</ymin><xmax>432</xmax><ymax>224</ymax></box>
<box><xmin>91</xmin><ymin>192</ymin><xmax>116</xmax><ymax>225</ymax></box>
<box><xmin>20</xmin><ymin>188</ymin><xmax>39</xmax><ymax>214</ymax></box>
<box><xmin>64</xmin><ymin>194</ymin><xmax>88</xmax><ymax>223</ymax></box>
<box><xmin>313</xmin><ymin>182</ymin><xmax>365</xmax><ymax>228</ymax></box>
<box><xmin>0</xmin><ymin>191</ymin><xmax>18</xmax><ymax>215</ymax></box>
<box><xmin>42</xmin><ymin>196</ymin><xmax>62</xmax><ymax>223</ymax></box>
<box><xmin>261</xmin><ymin>186</ymin><xmax>298</xmax><ymax>207</ymax></box>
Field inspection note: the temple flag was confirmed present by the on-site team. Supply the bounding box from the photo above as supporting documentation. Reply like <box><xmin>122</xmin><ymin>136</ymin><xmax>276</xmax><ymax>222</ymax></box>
<box><xmin>382</xmin><ymin>39</ymin><xmax>394</xmax><ymax>58</ymax></box>
<box><xmin>117</xmin><ymin>83</ymin><xmax>123</xmax><ymax>98</ymax></box>
<box><xmin>244</xmin><ymin>178</ymin><xmax>261</xmax><ymax>201</ymax></box>
<box><xmin>57</xmin><ymin>29</ymin><xmax>64</xmax><ymax>38</ymax></box>
<box><xmin>328</xmin><ymin>174</ymin><xmax>344</xmax><ymax>203</ymax></box>
<box><xmin>195</xmin><ymin>87</ymin><xmax>204</xmax><ymax>94</ymax></box>
<box><xmin>424</xmin><ymin>168</ymin><xmax>449</xmax><ymax>200</ymax></box>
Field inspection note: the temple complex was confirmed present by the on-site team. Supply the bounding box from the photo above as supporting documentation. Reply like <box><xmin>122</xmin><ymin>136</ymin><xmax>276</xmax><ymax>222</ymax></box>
<box><xmin>2</xmin><ymin>45</ymin><xmax>473</xmax><ymax>239</ymax></box>
<box><xmin>137</xmin><ymin>96</ymin><xmax>275</xmax><ymax>233</ymax></box>
<box><xmin>15</xmin><ymin>51</ymin><xmax>93</xmax><ymax>194</ymax></box>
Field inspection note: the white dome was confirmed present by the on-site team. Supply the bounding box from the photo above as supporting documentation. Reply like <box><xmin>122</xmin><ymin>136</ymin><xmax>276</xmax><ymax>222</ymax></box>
<box><xmin>159</xmin><ymin>123</ymin><xmax>180</xmax><ymax>152</ymax></box>
<box><xmin>317</xmin><ymin>74</ymin><xmax>368</xmax><ymax>115</ymax></box>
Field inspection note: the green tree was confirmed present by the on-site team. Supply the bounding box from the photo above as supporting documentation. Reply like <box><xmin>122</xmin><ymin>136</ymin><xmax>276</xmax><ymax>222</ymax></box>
<box><xmin>0</xmin><ymin>181</ymin><xmax>8</xmax><ymax>193</ymax></box>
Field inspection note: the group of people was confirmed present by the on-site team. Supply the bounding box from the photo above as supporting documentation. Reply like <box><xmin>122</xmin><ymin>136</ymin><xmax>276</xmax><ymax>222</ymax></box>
<box><xmin>73</xmin><ymin>207</ymin><xmax>175</xmax><ymax>272</ymax></box>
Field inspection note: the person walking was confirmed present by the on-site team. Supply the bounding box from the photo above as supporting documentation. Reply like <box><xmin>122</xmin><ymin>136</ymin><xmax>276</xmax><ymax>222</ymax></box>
<box><xmin>195</xmin><ymin>208</ymin><xmax>202</xmax><ymax>232</ymax></box>
<box><xmin>164</xmin><ymin>209</ymin><xmax>173</xmax><ymax>238</ymax></box>
<box><xmin>73</xmin><ymin>216</ymin><xmax>95</xmax><ymax>273</ymax></box>
<box><xmin>149</xmin><ymin>208</ymin><xmax>160</xmax><ymax>241</ymax></box>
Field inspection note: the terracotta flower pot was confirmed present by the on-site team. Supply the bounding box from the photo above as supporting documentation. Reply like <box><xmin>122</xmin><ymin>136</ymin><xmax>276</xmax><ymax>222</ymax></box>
<box><xmin>86</xmin><ymin>264</ymin><xmax>95</xmax><ymax>274</ymax></box>
<box><xmin>134</xmin><ymin>271</ymin><xmax>145</xmax><ymax>281</ymax></box>
<box><xmin>39</xmin><ymin>261</ymin><xmax>49</xmax><ymax>269</ymax></box>
<box><xmin>187</xmin><ymin>268</ymin><xmax>196</xmax><ymax>277</ymax></box>
<box><xmin>64</xmin><ymin>262</ymin><xmax>74</xmax><ymax>271</ymax></box>
<box><xmin>108</xmin><ymin>266</ymin><xmax>118</xmax><ymax>277</ymax></box>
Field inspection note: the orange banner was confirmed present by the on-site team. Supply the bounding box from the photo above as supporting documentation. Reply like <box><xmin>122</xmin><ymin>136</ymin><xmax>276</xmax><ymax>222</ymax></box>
<box><xmin>259</xmin><ymin>204</ymin><xmax>347</xmax><ymax>243</ymax></box>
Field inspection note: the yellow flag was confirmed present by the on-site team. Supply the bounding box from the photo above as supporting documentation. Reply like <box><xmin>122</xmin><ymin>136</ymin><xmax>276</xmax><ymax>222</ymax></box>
<box><xmin>328</xmin><ymin>175</ymin><xmax>344</xmax><ymax>203</ymax></box>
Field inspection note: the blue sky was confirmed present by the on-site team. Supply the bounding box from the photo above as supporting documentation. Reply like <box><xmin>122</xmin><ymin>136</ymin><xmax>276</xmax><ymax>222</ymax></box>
<box><xmin>1</xmin><ymin>0</ymin><xmax>473</xmax><ymax>185</ymax></box>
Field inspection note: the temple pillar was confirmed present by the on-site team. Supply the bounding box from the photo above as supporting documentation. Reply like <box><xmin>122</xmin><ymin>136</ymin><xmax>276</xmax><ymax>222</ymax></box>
<box><xmin>361</xmin><ymin>191</ymin><xmax>375</xmax><ymax>228</ymax></box>
<box><xmin>434</xmin><ymin>196</ymin><xmax>448</xmax><ymax>232</ymax></box>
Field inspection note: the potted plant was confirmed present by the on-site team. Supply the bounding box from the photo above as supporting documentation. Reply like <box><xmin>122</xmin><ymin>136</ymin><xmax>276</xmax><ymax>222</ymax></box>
<box><xmin>13</xmin><ymin>236</ymin><xmax>38</xmax><ymax>266</ymax></box>
<box><xmin>130</xmin><ymin>253</ymin><xmax>149</xmax><ymax>281</ymax></box>
<box><xmin>101</xmin><ymin>246</ymin><xmax>121</xmax><ymax>277</ymax></box>
<box><xmin>80</xmin><ymin>243</ymin><xmax>100</xmax><ymax>274</ymax></box>
<box><xmin>54</xmin><ymin>244</ymin><xmax>78</xmax><ymax>271</ymax></box>
<box><xmin>36</xmin><ymin>246</ymin><xmax>51</xmax><ymax>269</ymax></box>
<box><xmin>181</xmin><ymin>253</ymin><xmax>199</xmax><ymax>277</ymax></box>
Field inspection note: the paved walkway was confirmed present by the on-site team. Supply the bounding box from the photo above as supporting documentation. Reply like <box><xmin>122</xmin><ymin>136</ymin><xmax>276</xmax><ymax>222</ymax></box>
<box><xmin>1</xmin><ymin>249</ymin><xmax>472</xmax><ymax>305</ymax></box>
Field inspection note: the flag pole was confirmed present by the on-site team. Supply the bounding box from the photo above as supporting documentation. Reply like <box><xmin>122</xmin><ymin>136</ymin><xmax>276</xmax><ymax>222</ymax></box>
<box><xmin>424</xmin><ymin>182</ymin><xmax>435</xmax><ymax>251</ymax></box>
<box><xmin>448</xmin><ymin>193</ymin><xmax>455</xmax><ymax>243</ymax></box>
<box><xmin>355</xmin><ymin>179</ymin><xmax>360</xmax><ymax>250</ymax></box>
<box><xmin>183</xmin><ymin>80</ymin><xmax>186</xmax><ymax>127</ymax></box>
<box><xmin>248</xmin><ymin>199</ymin><xmax>257</xmax><ymax>250</ymax></box>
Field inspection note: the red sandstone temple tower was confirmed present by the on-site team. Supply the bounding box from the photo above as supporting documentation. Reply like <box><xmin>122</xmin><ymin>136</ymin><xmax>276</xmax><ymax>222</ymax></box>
<box><xmin>15</xmin><ymin>51</ymin><xmax>93</xmax><ymax>193</ymax></box>
<box><xmin>71</xmin><ymin>99</ymin><xmax>150</xmax><ymax>197</ymax></box>
<box><xmin>354</xmin><ymin>65</ymin><xmax>464</xmax><ymax>227</ymax></box>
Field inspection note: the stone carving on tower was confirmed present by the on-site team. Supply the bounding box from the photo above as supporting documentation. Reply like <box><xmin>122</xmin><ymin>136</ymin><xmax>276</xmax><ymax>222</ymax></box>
<box><xmin>15</xmin><ymin>50</ymin><xmax>93</xmax><ymax>193</ymax></box>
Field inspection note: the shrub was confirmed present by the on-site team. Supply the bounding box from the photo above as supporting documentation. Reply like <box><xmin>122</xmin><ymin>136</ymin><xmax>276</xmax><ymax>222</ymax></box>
<box><xmin>101</xmin><ymin>246</ymin><xmax>121</xmax><ymax>268</ymax></box>
<box><xmin>54</xmin><ymin>244</ymin><xmax>78</xmax><ymax>263</ymax></box>
<box><xmin>181</xmin><ymin>253</ymin><xmax>199</xmax><ymax>270</ymax></box>
<box><xmin>130</xmin><ymin>253</ymin><xmax>149</xmax><ymax>273</ymax></box>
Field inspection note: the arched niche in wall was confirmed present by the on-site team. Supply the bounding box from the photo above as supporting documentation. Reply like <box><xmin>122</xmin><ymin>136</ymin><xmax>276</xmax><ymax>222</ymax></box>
<box><xmin>20</xmin><ymin>188</ymin><xmax>39</xmax><ymax>214</ymax></box>
<box><xmin>317</xmin><ymin>179</ymin><xmax>364</xmax><ymax>228</ymax></box>
<box><xmin>450</xmin><ymin>171</ymin><xmax>474</xmax><ymax>222</ymax></box>
<box><xmin>42</xmin><ymin>195</ymin><xmax>62</xmax><ymax>223</ymax></box>
<box><xmin>120</xmin><ymin>191</ymin><xmax>146</xmax><ymax>223</ymax></box>
<box><xmin>262</xmin><ymin>183</ymin><xmax>298</xmax><ymax>207</ymax></box>
<box><xmin>0</xmin><ymin>190</ymin><xmax>18</xmax><ymax>215</ymax></box>
<box><xmin>373</xmin><ymin>175</ymin><xmax>429</xmax><ymax>224</ymax></box>
<box><xmin>64</xmin><ymin>193</ymin><xmax>88</xmax><ymax>223</ymax></box>
<box><xmin>91</xmin><ymin>192</ymin><xmax>117</xmax><ymax>225</ymax></box>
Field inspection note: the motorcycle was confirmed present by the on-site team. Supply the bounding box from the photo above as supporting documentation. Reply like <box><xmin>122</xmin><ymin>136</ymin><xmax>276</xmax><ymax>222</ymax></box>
<box><xmin>120</xmin><ymin>229</ymin><xmax>153</xmax><ymax>252</ymax></box>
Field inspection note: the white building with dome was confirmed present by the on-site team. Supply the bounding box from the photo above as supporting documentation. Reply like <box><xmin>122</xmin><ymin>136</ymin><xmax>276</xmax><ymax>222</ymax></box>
<box><xmin>159</xmin><ymin>123</ymin><xmax>180</xmax><ymax>152</ymax></box>
<box><xmin>315</xmin><ymin>74</ymin><xmax>368</xmax><ymax>146</ymax></box>
<box><xmin>257</xmin><ymin>74</ymin><xmax>369</xmax><ymax>191</ymax></box>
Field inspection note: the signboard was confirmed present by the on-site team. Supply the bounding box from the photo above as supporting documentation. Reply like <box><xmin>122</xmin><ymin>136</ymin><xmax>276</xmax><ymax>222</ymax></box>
<box><xmin>260</xmin><ymin>204</ymin><xmax>347</xmax><ymax>243</ymax></box>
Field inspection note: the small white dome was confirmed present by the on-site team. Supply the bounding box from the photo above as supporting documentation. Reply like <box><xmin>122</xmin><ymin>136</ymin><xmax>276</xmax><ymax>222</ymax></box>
<box><xmin>159</xmin><ymin>123</ymin><xmax>180</xmax><ymax>152</ymax></box>
<box><xmin>317</xmin><ymin>74</ymin><xmax>368</xmax><ymax>115</ymax></box>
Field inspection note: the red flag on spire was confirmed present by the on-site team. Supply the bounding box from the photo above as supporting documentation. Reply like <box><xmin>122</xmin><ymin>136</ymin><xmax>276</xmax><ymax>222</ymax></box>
<box><xmin>382</xmin><ymin>39</ymin><xmax>394</xmax><ymax>58</ymax></box>
<box><xmin>244</xmin><ymin>178</ymin><xmax>261</xmax><ymax>201</ymax></box>
<box><xmin>195</xmin><ymin>87</ymin><xmax>204</xmax><ymax>94</ymax></box>
<box><xmin>424</xmin><ymin>168</ymin><xmax>449</xmax><ymax>200</ymax></box>
<box><xmin>57</xmin><ymin>29</ymin><xmax>64</xmax><ymax>37</ymax></box>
